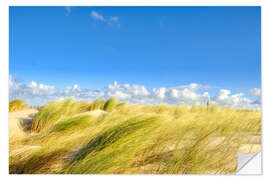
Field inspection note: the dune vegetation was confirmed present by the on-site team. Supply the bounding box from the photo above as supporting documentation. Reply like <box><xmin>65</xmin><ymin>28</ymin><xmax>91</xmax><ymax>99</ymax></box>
<box><xmin>9</xmin><ymin>98</ymin><xmax>261</xmax><ymax>174</ymax></box>
<box><xmin>9</xmin><ymin>99</ymin><xmax>29</xmax><ymax>112</ymax></box>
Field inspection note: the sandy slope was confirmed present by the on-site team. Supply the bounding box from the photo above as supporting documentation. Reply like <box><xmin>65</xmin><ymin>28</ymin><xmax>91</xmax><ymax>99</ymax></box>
<box><xmin>239</xmin><ymin>133</ymin><xmax>261</xmax><ymax>154</ymax></box>
<box><xmin>9</xmin><ymin>109</ymin><xmax>107</xmax><ymax>139</ymax></box>
<box><xmin>9</xmin><ymin>109</ymin><xmax>38</xmax><ymax>139</ymax></box>
<box><xmin>73</xmin><ymin>109</ymin><xmax>108</xmax><ymax>117</ymax></box>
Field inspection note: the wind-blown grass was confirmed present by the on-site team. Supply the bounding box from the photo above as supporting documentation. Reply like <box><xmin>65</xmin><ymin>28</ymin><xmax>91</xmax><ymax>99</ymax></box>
<box><xmin>9</xmin><ymin>98</ymin><xmax>261</xmax><ymax>174</ymax></box>
<box><xmin>31</xmin><ymin>99</ymin><xmax>80</xmax><ymax>132</ymax></box>
<box><xmin>30</xmin><ymin>98</ymin><xmax>125</xmax><ymax>132</ymax></box>
<box><xmin>89</xmin><ymin>99</ymin><xmax>106</xmax><ymax>111</ymax></box>
<box><xmin>9</xmin><ymin>99</ymin><xmax>28</xmax><ymax>112</ymax></box>
<box><xmin>103</xmin><ymin>97</ymin><xmax>117</xmax><ymax>112</ymax></box>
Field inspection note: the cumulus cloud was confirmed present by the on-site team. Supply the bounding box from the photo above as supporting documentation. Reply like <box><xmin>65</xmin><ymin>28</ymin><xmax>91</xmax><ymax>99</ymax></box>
<box><xmin>248</xmin><ymin>88</ymin><xmax>261</xmax><ymax>105</ymax></box>
<box><xmin>212</xmin><ymin>89</ymin><xmax>256</xmax><ymax>109</ymax></box>
<box><xmin>248</xmin><ymin>88</ymin><xmax>261</xmax><ymax>97</ymax></box>
<box><xmin>9</xmin><ymin>75</ymin><xmax>104</xmax><ymax>105</ymax></box>
<box><xmin>8</xmin><ymin>75</ymin><xmax>261</xmax><ymax>109</ymax></box>
<box><xmin>105</xmin><ymin>81</ymin><xmax>152</xmax><ymax>104</ymax></box>
<box><xmin>151</xmin><ymin>84</ymin><xmax>211</xmax><ymax>105</ymax></box>
<box><xmin>90</xmin><ymin>11</ymin><xmax>119</xmax><ymax>25</ymax></box>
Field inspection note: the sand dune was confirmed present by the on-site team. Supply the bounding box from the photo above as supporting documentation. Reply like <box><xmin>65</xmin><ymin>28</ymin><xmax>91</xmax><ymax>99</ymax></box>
<box><xmin>9</xmin><ymin>109</ymin><xmax>261</xmax><ymax>154</ymax></box>
<box><xmin>9</xmin><ymin>109</ymin><xmax>108</xmax><ymax>139</ymax></box>
<box><xmin>239</xmin><ymin>134</ymin><xmax>261</xmax><ymax>154</ymax></box>
<box><xmin>9</xmin><ymin>109</ymin><xmax>38</xmax><ymax>139</ymax></box>
<box><xmin>73</xmin><ymin>109</ymin><xmax>107</xmax><ymax>118</ymax></box>
<box><xmin>8</xmin><ymin>104</ymin><xmax>261</xmax><ymax>174</ymax></box>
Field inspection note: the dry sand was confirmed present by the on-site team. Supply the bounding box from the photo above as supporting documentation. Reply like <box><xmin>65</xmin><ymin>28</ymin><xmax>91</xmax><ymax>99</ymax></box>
<box><xmin>9</xmin><ymin>109</ymin><xmax>107</xmax><ymax>140</ymax></box>
<box><xmin>9</xmin><ymin>109</ymin><xmax>38</xmax><ymax>139</ymax></box>
<box><xmin>73</xmin><ymin>109</ymin><xmax>108</xmax><ymax>118</ymax></box>
<box><xmin>239</xmin><ymin>134</ymin><xmax>261</xmax><ymax>154</ymax></box>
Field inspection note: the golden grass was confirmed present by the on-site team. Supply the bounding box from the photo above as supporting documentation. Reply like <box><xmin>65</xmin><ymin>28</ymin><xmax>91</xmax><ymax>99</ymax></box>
<box><xmin>9</xmin><ymin>99</ymin><xmax>28</xmax><ymax>112</ymax></box>
<box><xmin>9</xmin><ymin>98</ymin><xmax>261</xmax><ymax>174</ymax></box>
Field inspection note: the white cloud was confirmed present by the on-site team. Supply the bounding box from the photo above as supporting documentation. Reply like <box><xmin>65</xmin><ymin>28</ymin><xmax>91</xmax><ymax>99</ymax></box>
<box><xmin>153</xmin><ymin>88</ymin><xmax>166</xmax><ymax>99</ymax></box>
<box><xmin>215</xmin><ymin>89</ymin><xmax>231</xmax><ymax>101</ymax></box>
<box><xmin>212</xmin><ymin>89</ymin><xmax>260</xmax><ymax>109</ymax></box>
<box><xmin>8</xmin><ymin>75</ymin><xmax>261</xmax><ymax>109</ymax></box>
<box><xmin>90</xmin><ymin>11</ymin><xmax>119</xmax><ymax>25</ymax></box>
<box><xmin>248</xmin><ymin>88</ymin><xmax>261</xmax><ymax>105</ymax></box>
<box><xmin>105</xmin><ymin>81</ymin><xmax>150</xmax><ymax>103</ymax></box>
<box><xmin>150</xmin><ymin>83</ymin><xmax>211</xmax><ymax>105</ymax></box>
<box><xmin>90</xmin><ymin>11</ymin><xmax>106</xmax><ymax>22</ymax></box>
<box><xmin>248</xmin><ymin>88</ymin><xmax>261</xmax><ymax>97</ymax></box>
<box><xmin>9</xmin><ymin>76</ymin><xmax>57</xmax><ymax>105</ymax></box>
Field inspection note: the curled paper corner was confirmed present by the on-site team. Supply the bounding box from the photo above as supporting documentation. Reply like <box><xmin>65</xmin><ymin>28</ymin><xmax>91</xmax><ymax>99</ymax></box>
<box><xmin>236</xmin><ymin>151</ymin><xmax>262</xmax><ymax>175</ymax></box>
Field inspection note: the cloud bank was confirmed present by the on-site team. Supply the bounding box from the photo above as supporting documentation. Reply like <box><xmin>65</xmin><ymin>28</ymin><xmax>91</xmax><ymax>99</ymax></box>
<box><xmin>9</xmin><ymin>75</ymin><xmax>261</xmax><ymax>109</ymax></box>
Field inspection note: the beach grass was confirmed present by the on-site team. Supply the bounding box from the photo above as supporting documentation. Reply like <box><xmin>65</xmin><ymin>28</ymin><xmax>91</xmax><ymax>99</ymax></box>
<box><xmin>9</xmin><ymin>98</ymin><xmax>261</xmax><ymax>174</ymax></box>
<box><xmin>9</xmin><ymin>99</ymin><xmax>28</xmax><ymax>112</ymax></box>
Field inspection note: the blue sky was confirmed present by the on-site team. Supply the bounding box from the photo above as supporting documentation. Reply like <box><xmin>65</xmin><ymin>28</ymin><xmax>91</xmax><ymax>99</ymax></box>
<box><xmin>9</xmin><ymin>6</ymin><xmax>261</xmax><ymax>107</ymax></box>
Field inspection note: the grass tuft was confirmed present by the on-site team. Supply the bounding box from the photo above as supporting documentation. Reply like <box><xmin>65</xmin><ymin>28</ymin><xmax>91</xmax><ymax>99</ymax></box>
<box><xmin>103</xmin><ymin>97</ymin><xmax>118</xmax><ymax>112</ymax></box>
<box><xmin>89</xmin><ymin>99</ymin><xmax>106</xmax><ymax>111</ymax></box>
<box><xmin>9</xmin><ymin>99</ymin><xmax>28</xmax><ymax>112</ymax></box>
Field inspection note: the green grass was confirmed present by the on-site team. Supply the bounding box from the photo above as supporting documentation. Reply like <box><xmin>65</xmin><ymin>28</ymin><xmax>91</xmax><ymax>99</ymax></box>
<box><xmin>103</xmin><ymin>97</ymin><xmax>118</xmax><ymax>112</ymax></box>
<box><xmin>30</xmin><ymin>98</ymin><xmax>126</xmax><ymax>133</ymax></box>
<box><xmin>9</xmin><ymin>98</ymin><xmax>261</xmax><ymax>174</ymax></box>
<box><xmin>31</xmin><ymin>98</ymin><xmax>80</xmax><ymax>132</ymax></box>
<box><xmin>89</xmin><ymin>99</ymin><xmax>106</xmax><ymax>111</ymax></box>
<box><xmin>9</xmin><ymin>99</ymin><xmax>28</xmax><ymax>112</ymax></box>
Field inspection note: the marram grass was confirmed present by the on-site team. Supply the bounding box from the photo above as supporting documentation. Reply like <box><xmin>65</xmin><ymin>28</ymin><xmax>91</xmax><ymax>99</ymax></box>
<box><xmin>9</xmin><ymin>98</ymin><xmax>261</xmax><ymax>174</ymax></box>
<box><xmin>9</xmin><ymin>99</ymin><xmax>28</xmax><ymax>112</ymax></box>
